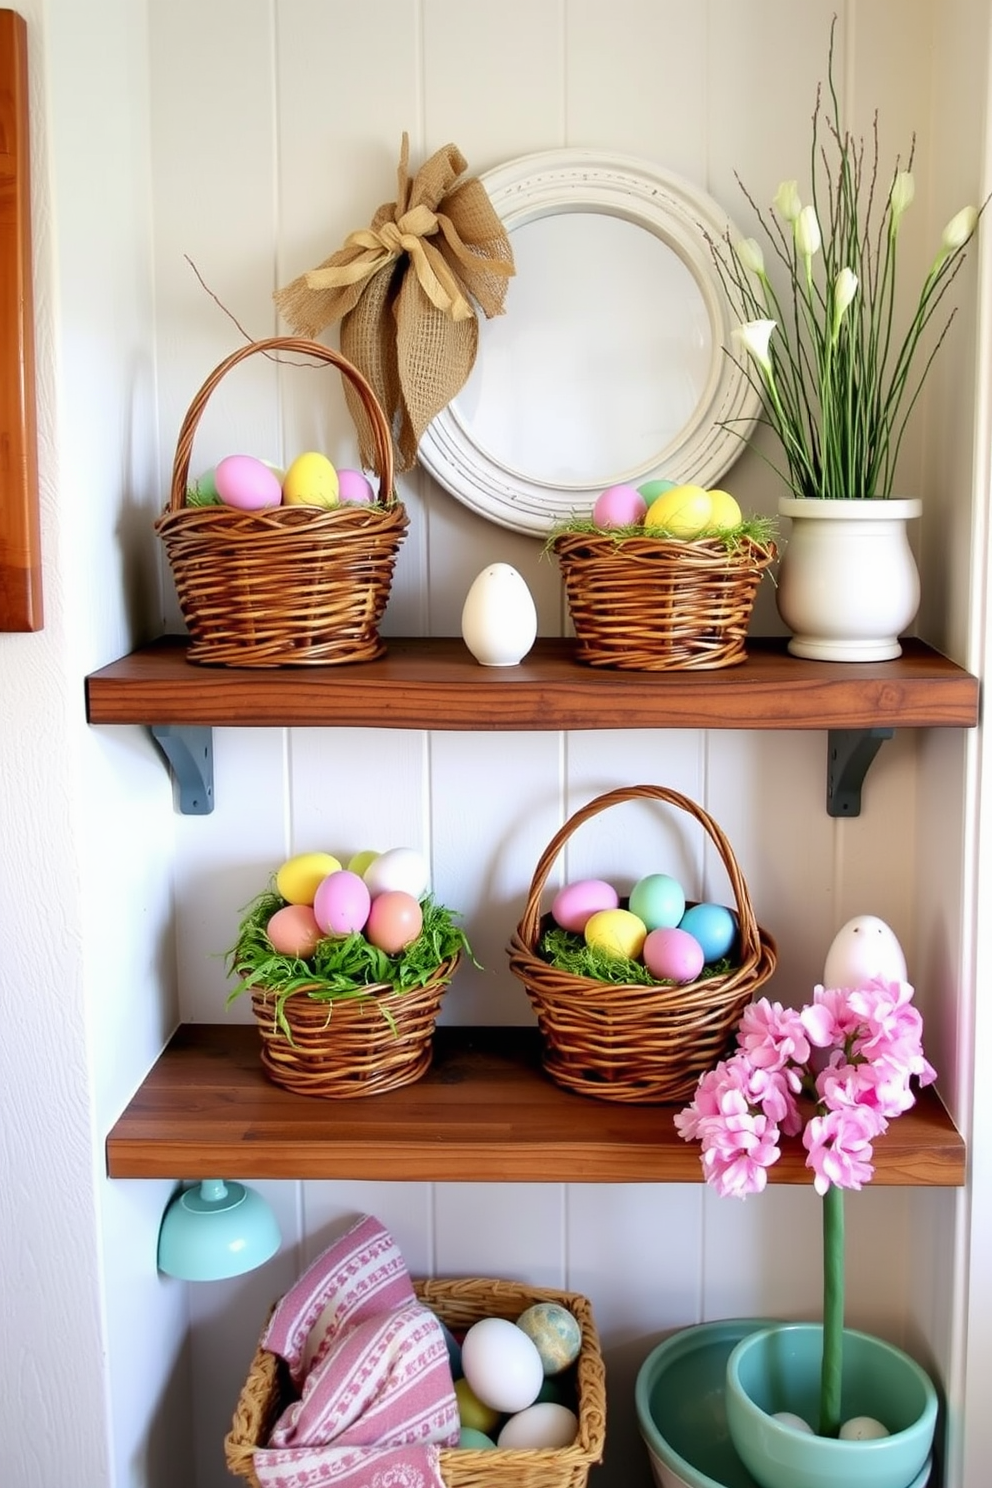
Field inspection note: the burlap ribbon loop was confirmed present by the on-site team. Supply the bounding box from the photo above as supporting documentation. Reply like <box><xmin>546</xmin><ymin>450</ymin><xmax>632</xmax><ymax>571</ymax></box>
<box><xmin>275</xmin><ymin>135</ymin><xmax>514</xmax><ymax>473</ymax></box>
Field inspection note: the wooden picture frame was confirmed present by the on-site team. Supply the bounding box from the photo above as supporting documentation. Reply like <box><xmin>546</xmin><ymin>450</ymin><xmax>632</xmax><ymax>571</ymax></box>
<box><xmin>0</xmin><ymin>9</ymin><xmax>41</xmax><ymax>631</ymax></box>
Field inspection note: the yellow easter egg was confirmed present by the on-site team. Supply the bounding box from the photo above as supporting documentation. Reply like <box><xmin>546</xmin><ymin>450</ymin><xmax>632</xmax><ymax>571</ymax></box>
<box><xmin>282</xmin><ymin>451</ymin><xmax>340</xmax><ymax>508</ymax></box>
<box><xmin>455</xmin><ymin>1376</ymin><xmax>502</xmax><ymax>1435</ymax></box>
<box><xmin>584</xmin><ymin>908</ymin><xmax>648</xmax><ymax>961</ymax></box>
<box><xmin>707</xmin><ymin>489</ymin><xmax>743</xmax><ymax>531</ymax></box>
<box><xmin>275</xmin><ymin>851</ymin><xmax>343</xmax><ymax>905</ymax></box>
<box><xmin>347</xmin><ymin>849</ymin><xmax>380</xmax><ymax>877</ymax></box>
<box><xmin>643</xmin><ymin>483</ymin><xmax>713</xmax><ymax>539</ymax></box>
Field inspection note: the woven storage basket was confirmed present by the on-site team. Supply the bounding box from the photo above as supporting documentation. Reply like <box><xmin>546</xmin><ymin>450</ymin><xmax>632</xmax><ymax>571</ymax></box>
<box><xmin>507</xmin><ymin>784</ymin><xmax>777</xmax><ymax>1104</ymax></box>
<box><xmin>250</xmin><ymin>951</ymin><xmax>461</xmax><ymax>1098</ymax></box>
<box><xmin>155</xmin><ymin>336</ymin><xmax>408</xmax><ymax>667</ymax></box>
<box><xmin>553</xmin><ymin>529</ymin><xmax>775</xmax><ymax>670</ymax></box>
<box><xmin>225</xmin><ymin>1277</ymin><xmax>606</xmax><ymax>1488</ymax></box>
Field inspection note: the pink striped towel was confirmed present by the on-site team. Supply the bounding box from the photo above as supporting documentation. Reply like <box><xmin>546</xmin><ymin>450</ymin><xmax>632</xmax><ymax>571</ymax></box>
<box><xmin>253</xmin><ymin>1214</ymin><xmax>459</xmax><ymax>1488</ymax></box>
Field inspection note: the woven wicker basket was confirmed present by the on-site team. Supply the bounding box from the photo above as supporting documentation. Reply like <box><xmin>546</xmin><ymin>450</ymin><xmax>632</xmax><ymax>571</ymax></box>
<box><xmin>553</xmin><ymin>529</ymin><xmax>775</xmax><ymax>670</ymax></box>
<box><xmin>155</xmin><ymin>336</ymin><xmax>408</xmax><ymax>667</ymax></box>
<box><xmin>249</xmin><ymin>952</ymin><xmax>461</xmax><ymax>1099</ymax></box>
<box><xmin>225</xmin><ymin>1277</ymin><xmax>606</xmax><ymax>1488</ymax></box>
<box><xmin>507</xmin><ymin>784</ymin><xmax>777</xmax><ymax>1104</ymax></box>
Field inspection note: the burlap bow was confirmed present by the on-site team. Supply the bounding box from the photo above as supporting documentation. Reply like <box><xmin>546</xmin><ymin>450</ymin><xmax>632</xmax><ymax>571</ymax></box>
<box><xmin>275</xmin><ymin>135</ymin><xmax>514</xmax><ymax>473</ymax></box>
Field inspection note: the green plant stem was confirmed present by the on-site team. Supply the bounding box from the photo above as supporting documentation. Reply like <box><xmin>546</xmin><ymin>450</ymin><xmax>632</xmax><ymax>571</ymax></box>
<box><xmin>820</xmin><ymin>1182</ymin><xmax>845</xmax><ymax>1437</ymax></box>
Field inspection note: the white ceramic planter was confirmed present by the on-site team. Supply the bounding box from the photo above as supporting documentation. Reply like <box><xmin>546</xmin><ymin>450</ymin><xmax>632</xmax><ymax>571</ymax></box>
<box><xmin>776</xmin><ymin>497</ymin><xmax>922</xmax><ymax>662</ymax></box>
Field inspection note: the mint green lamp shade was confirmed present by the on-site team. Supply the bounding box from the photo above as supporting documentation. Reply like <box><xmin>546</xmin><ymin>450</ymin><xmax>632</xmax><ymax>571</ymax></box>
<box><xmin>157</xmin><ymin>1179</ymin><xmax>281</xmax><ymax>1281</ymax></box>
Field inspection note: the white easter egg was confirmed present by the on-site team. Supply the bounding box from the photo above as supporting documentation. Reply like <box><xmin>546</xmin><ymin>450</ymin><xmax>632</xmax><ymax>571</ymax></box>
<box><xmin>497</xmin><ymin>1402</ymin><xmax>579</xmax><ymax>1449</ymax></box>
<box><xmin>840</xmin><ymin>1415</ymin><xmax>890</xmax><ymax>1440</ymax></box>
<box><xmin>363</xmin><ymin>846</ymin><xmax>430</xmax><ymax>900</ymax></box>
<box><xmin>461</xmin><ymin>1317</ymin><xmax>544</xmax><ymax>1414</ymax></box>
<box><xmin>461</xmin><ymin>563</ymin><xmax>538</xmax><ymax>667</ymax></box>
<box><xmin>773</xmin><ymin>1412</ymin><xmax>814</xmax><ymax>1433</ymax></box>
<box><xmin>823</xmin><ymin>915</ymin><xmax>907</xmax><ymax>988</ymax></box>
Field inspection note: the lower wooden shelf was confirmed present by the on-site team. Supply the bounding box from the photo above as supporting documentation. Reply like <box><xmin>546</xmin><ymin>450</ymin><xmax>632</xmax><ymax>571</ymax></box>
<box><xmin>105</xmin><ymin>1024</ymin><xmax>965</xmax><ymax>1186</ymax></box>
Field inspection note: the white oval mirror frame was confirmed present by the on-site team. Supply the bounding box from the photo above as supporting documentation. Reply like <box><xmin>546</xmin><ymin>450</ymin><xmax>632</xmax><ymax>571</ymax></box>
<box><xmin>417</xmin><ymin>149</ymin><xmax>760</xmax><ymax>537</ymax></box>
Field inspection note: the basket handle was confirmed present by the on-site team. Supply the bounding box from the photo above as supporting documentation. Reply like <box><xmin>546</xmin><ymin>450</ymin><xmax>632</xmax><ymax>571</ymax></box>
<box><xmin>518</xmin><ymin>783</ymin><xmax>761</xmax><ymax>956</ymax></box>
<box><xmin>168</xmin><ymin>336</ymin><xmax>396</xmax><ymax>514</ymax></box>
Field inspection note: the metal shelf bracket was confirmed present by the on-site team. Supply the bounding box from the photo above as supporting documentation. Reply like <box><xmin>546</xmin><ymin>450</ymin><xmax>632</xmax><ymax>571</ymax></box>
<box><xmin>827</xmin><ymin>728</ymin><xmax>894</xmax><ymax>817</ymax></box>
<box><xmin>150</xmin><ymin>725</ymin><xmax>214</xmax><ymax>815</ymax></box>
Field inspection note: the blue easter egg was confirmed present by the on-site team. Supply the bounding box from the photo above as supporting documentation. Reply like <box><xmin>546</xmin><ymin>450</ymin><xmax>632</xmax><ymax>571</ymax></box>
<box><xmin>678</xmin><ymin>902</ymin><xmax>738</xmax><ymax>963</ymax></box>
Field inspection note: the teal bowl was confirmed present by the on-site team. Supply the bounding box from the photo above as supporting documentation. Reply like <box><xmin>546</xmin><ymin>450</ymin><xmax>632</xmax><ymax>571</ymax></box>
<box><xmin>724</xmin><ymin>1324</ymin><xmax>938</xmax><ymax>1488</ymax></box>
<box><xmin>635</xmin><ymin>1319</ymin><xmax>775</xmax><ymax>1488</ymax></box>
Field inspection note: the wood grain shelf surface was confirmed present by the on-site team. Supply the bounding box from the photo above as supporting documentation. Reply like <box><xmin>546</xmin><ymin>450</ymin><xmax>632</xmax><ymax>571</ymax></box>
<box><xmin>105</xmin><ymin>1024</ymin><xmax>965</xmax><ymax>1186</ymax></box>
<box><xmin>85</xmin><ymin>636</ymin><xmax>979</xmax><ymax>732</ymax></box>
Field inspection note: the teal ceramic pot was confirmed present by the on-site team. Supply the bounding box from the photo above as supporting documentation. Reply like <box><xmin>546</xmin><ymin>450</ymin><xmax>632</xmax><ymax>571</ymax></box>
<box><xmin>724</xmin><ymin>1323</ymin><xmax>937</xmax><ymax>1488</ymax></box>
<box><xmin>635</xmin><ymin>1319</ymin><xmax>775</xmax><ymax>1488</ymax></box>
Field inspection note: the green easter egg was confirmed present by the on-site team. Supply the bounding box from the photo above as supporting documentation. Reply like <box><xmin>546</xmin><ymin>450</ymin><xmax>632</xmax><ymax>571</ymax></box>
<box><xmin>458</xmin><ymin>1427</ymin><xmax>497</xmax><ymax>1449</ymax></box>
<box><xmin>638</xmin><ymin>477</ymin><xmax>679</xmax><ymax>506</ymax></box>
<box><xmin>516</xmin><ymin>1302</ymin><xmax>582</xmax><ymax>1375</ymax></box>
<box><xmin>186</xmin><ymin>467</ymin><xmax>221</xmax><ymax>506</ymax></box>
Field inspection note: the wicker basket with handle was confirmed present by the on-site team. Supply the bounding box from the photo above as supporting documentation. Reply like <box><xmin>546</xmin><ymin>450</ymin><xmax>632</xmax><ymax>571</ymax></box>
<box><xmin>155</xmin><ymin>336</ymin><xmax>408</xmax><ymax>667</ymax></box>
<box><xmin>507</xmin><ymin>784</ymin><xmax>777</xmax><ymax>1104</ymax></box>
<box><xmin>225</xmin><ymin>1277</ymin><xmax>606</xmax><ymax>1488</ymax></box>
<box><xmin>553</xmin><ymin>528</ymin><xmax>775</xmax><ymax>670</ymax></box>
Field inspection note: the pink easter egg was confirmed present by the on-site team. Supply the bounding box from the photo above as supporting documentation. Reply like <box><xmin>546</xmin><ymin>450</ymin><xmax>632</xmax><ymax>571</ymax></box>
<box><xmin>592</xmin><ymin>483</ymin><xmax>648</xmax><ymax>529</ymax></box>
<box><xmin>551</xmin><ymin>878</ymin><xmax>620</xmax><ymax>933</ymax></box>
<box><xmin>213</xmin><ymin>454</ymin><xmax>283</xmax><ymax>511</ymax></box>
<box><xmin>312</xmin><ymin>869</ymin><xmax>372</xmax><ymax>937</ymax></box>
<box><xmin>643</xmin><ymin>926</ymin><xmax>706</xmax><ymax>984</ymax></box>
<box><xmin>337</xmin><ymin>467</ymin><xmax>375</xmax><ymax>504</ymax></box>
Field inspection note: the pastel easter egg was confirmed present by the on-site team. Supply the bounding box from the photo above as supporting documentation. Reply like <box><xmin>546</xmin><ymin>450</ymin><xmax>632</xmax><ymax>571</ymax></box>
<box><xmin>822</xmin><ymin>915</ymin><xmax>908</xmax><ymax>988</ymax></box>
<box><xmin>336</xmin><ymin>467</ymin><xmax>375</xmax><ymax>504</ymax></box>
<box><xmin>840</xmin><ymin>1416</ymin><xmax>890</xmax><ymax>1441</ymax></box>
<box><xmin>643</xmin><ymin>926</ymin><xmax>705</xmax><ymax>983</ymax></box>
<box><xmin>643</xmin><ymin>483</ymin><xmax>713</xmax><ymax>538</ymax></box>
<box><xmin>364</xmin><ymin>890</ymin><xmax>423</xmax><ymax>954</ymax></box>
<box><xmin>454</xmin><ymin>1377</ymin><xmax>500</xmax><ymax>1435</ymax></box>
<box><xmin>497</xmin><ymin>1402</ymin><xmax>579</xmax><ymax>1449</ymax></box>
<box><xmin>312</xmin><ymin>869</ymin><xmax>371</xmax><ymax>937</ymax></box>
<box><xmin>275</xmin><ymin>851</ymin><xmax>343</xmax><ymax>905</ymax></box>
<box><xmin>214</xmin><ymin>454</ymin><xmax>283</xmax><ymax>511</ymax></box>
<box><xmin>282</xmin><ymin>451</ymin><xmax>339</xmax><ymax>508</ymax></box>
<box><xmin>461</xmin><ymin>1317</ymin><xmax>544</xmax><ymax>1414</ymax></box>
<box><xmin>678</xmin><ymin>902</ymin><xmax>738</xmax><ymax>962</ymax></box>
<box><xmin>187</xmin><ymin>466</ymin><xmax>221</xmax><ymax>505</ymax></box>
<box><xmin>265</xmin><ymin>903</ymin><xmax>323</xmax><ymax>958</ymax></box>
<box><xmin>458</xmin><ymin>1428</ymin><xmax>497</xmax><ymax>1449</ymax></box>
<box><xmin>516</xmin><ymin>1302</ymin><xmax>582</xmax><ymax>1375</ymax></box>
<box><xmin>629</xmin><ymin>873</ymin><xmax>686</xmax><ymax>931</ymax></box>
<box><xmin>592</xmin><ymin>483</ymin><xmax>648</xmax><ymax>528</ymax></box>
<box><xmin>551</xmin><ymin>878</ymin><xmax>619</xmax><ymax>933</ymax></box>
<box><xmin>584</xmin><ymin>908</ymin><xmax>647</xmax><ymax>961</ymax></box>
<box><xmin>363</xmin><ymin>847</ymin><xmax>429</xmax><ymax>899</ymax></box>
<box><xmin>638</xmin><ymin>477</ymin><xmax>679</xmax><ymax>506</ymax></box>
<box><xmin>707</xmin><ymin>488</ymin><xmax>743</xmax><ymax>530</ymax></box>
<box><xmin>347</xmin><ymin>849</ymin><xmax>380</xmax><ymax>878</ymax></box>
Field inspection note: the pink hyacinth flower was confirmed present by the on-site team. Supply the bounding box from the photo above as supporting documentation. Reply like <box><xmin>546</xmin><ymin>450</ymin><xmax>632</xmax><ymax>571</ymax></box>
<box><xmin>804</xmin><ymin>1104</ymin><xmax>885</xmax><ymax>1194</ymax></box>
<box><xmin>738</xmin><ymin>998</ymin><xmax>812</xmax><ymax>1070</ymax></box>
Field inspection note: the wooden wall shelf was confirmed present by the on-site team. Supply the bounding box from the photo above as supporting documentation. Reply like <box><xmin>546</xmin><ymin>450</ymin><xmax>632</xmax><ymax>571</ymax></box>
<box><xmin>87</xmin><ymin>635</ymin><xmax>978</xmax><ymax>732</ymax></box>
<box><xmin>106</xmin><ymin>1024</ymin><xmax>966</xmax><ymax>1187</ymax></box>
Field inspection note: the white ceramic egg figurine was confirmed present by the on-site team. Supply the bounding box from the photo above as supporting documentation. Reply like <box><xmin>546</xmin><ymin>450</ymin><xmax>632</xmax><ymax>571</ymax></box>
<box><xmin>822</xmin><ymin>914</ymin><xmax>908</xmax><ymax>989</ymax></box>
<box><xmin>461</xmin><ymin>563</ymin><xmax>538</xmax><ymax>667</ymax></box>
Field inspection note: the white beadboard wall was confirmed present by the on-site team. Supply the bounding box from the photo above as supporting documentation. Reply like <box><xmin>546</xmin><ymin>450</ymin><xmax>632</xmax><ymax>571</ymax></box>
<box><xmin>129</xmin><ymin>4</ymin><xmax>989</xmax><ymax>1487</ymax></box>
